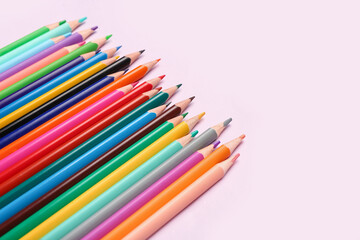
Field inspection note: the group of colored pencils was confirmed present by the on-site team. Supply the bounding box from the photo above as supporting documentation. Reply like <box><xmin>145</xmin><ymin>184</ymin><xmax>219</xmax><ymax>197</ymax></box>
<box><xmin>0</xmin><ymin>17</ymin><xmax>245</xmax><ymax>240</ymax></box>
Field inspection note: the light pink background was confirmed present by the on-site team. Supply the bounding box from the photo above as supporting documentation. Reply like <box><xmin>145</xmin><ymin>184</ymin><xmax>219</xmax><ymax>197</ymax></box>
<box><xmin>1</xmin><ymin>0</ymin><xmax>359</xmax><ymax>239</ymax></box>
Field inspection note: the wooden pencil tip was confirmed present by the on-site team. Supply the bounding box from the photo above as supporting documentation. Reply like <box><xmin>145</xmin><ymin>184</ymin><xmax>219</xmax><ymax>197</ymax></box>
<box><xmin>213</xmin><ymin>140</ymin><xmax>221</xmax><ymax>148</ymax></box>
<box><xmin>91</xmin><ymin>26</ymin><xmax>98</xmax><ymax>31</ymax></box>
<box><xmin>159</xmin><ymin>75</ymin><xmax>166</xmax><ymax>80</ymax></box>
<box><xmin>78</xmin><ymin>41</ymin><xmax>86</xmax><ymax>46</ymax></box>
<box><xmin>223</xmin><ymin>118</ymin><xmax>232</xmax><ymax>126</ymax></box>
<box><xmin>131</xmin><ymin>81</ymin><xmax>139</xmax><ymax>87</ymax></box>
<box><xmin>240</xmin><ymin>134</ymin><xmax>246</xmax><ymax>140</ymax></box>
<box><xmin>155</xmin><ymin>87</ymin><xmax>162</xmax><ymax>91</ymax></box>
<box><xmin>106</xmin><ymin>34</ymin><xmax>113</xmax><ymax>40</ymax></box>
<box><xmin>59</xmin><ymin>20</ymin><xmax>67</xmax><ymax>25</ymax></box>
<box><xmin>176</xmin><ymin>84</ymin><xmax>182</xmax><ymax>88</ymax></box>
<box><xmin>156</xmin><ymin>58</ymin><xmax>161</xmax><ymax>62</ymax></box>
<box><xmin>182</xmin><ymin>112</ymin><xmax>188</xmax><ymax>118</ymax></box>
<box><xmin>139</xmin><ymin>49</ymin><xmax>145</xmax><ymax>54</ymax></box>
<box><xmin>189</xmin><ymin>96</ymin><xmax>195</xmax><ymax>101</ymax></box>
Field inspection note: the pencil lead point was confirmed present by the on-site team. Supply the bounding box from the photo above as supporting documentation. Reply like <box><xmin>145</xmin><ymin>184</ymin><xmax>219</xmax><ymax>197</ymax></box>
<box><xmin>182</xmin><ymin>112</ymin><xmax>188</xmax><ymax>118</ymax></box>
<box><xmin>116</xmin><ymin>45</ymin><xmax>122</xmax><ymax>51</ymax></box>
<box><xmin>191</xmin><ymin>130</ymin><xmax>199</xmax><ymax>137</ymax></box>
<box><xmin>213</xmin><ymin>140</ymin><xmax>221</xmax><ymax>148</ymax></box>
<box><xmin>79</xmin><ymin>41</ymin><xmax>86</xmax><ymax>46</ymax></box>
<box><xmin>240</xmin><ymin>134</ymin><xmax>246</xmax><ymax>140</ymax></box>
<box><xmin>156</xmin><ymin>58</ymin><xmax>161</xmax><ymax>62</ymax></box>
<box><xmin>159</xmin><ymin>75</ymin><xmax>166</xmax><ymax>80</ymax></box>
<box><xmin>106</xmin><ymin>34</ymin><xmax>113</xmax><ymax>40</ymax></box>
<box><xmin>223</xmin><ymin>118</ymin><xmax>232</xmax><ymax>126</ymax></box>
<box><xmin>166</xmin><ymin>102</ymin><xmax>172</xmax><ymax>107</ymax></box>
<box><xmin>139</xmin><ymin>49</ymin><xmax>145</xmax><ymax>54</ymax></box>
<box><xmin>231</xmin><ymin>153</ymin><xmax>241</xmax><ymax>163</ymax></box>
<box><xmin>131</xmin><ymin>81</ymin><xmax>139</xmax><ymax>87</ymax></box>
<box><xmin>59</xmin><ymin>20</ymin><xmax>67</xmax><ymax>25</ymax></box>
<box><xmin>198</xmin><ymin>112</ymin><xmax>205</xmax><ymax>119</ymax></box>
<box><xmin>189</xmin><ymin>96</ymin><xmax>195</xmax><ymax>101</ymax></box>
<box><xmin>91</xmin><ymin>26</ymin><xmax>98</xmax><ymax>31</ymax></box>
<box><xmin>79</xmin><ymin>17</ymin><xmax>87</xmax><ymax>23</ymax></box>
<box><xmin>124</xmin><ymin>69</ymin><xmax>129</xmax><ymax>74</ymax></box>
<box><xmin>176</xmin><ymin>84</ymin><xmax>182</xmax><ymax>88</ymax></box>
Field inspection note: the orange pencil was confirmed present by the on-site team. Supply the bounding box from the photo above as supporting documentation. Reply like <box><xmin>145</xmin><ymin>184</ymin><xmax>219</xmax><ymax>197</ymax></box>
<box><xmin>0</xmin><ymin>42</ymin><xmax>84</xmax><ymax>91</ymax></box>
<box><xmin>0</xmin><ymin>59</ymin><xmax>159</xmax><ymax>159</ymax></box>
<box><xmin>123</xmin><ymin>154</ymin><xmax>240</xmax><ymax>240</ymax></box>
<box><xmin>102</xmin><ymin>135</ymin><xmax>245</xmax><ymax>239</ymax></box>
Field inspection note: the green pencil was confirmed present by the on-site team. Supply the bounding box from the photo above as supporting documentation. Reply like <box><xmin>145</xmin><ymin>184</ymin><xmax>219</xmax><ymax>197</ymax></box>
<box><xmin>0</xmin><ymin>35</ymin><xmax>110</xmax><ymax>100</ymax></box>
<box><xmin>0</xmin><ymin>20</ymin><xmax>66</xmax><ymax>56</ymax></box>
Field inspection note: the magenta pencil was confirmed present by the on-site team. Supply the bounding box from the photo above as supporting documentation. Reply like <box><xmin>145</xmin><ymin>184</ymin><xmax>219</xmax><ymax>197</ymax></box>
<box><xmin>82</xmin><ymin>142</ymin><xmax>220</xmax><ymax>240</ymax></box>
<box><xmin>0</xmin><ymin>27</ymin><xmax>97</xmax><ymax>81</ymax></box>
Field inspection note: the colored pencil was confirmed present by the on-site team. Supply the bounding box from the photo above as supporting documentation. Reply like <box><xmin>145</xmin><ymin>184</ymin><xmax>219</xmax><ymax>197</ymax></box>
<box><xmin>21</xmin><ymin>112</ymin><xmax>202</xmax><ymax>240</ymax></box>
<box><xmin>0</xmin><ymin>58</ymin><xmax>120</xmax><ymax>172</ymax></box>
<box><xmin>0</xmin><ymin>18</ymin><xmax>84</xmax><ymax>65</ymax></box>
<box><xmin>0</xmin><ymin>51</ymin><xmax>98</xmax><ymax>109</ymax></box>
<box><xmin>46</xmin><ymin>131</ymin><xmax>199</xmax><ymax>239</ymax></box>
<box><xmin>75</xmin><ymin>120</ymin><xmax>229</xmax><ymax>239</ymax></box>
<box><xmin>0</xmin><ymin>27</ymin><xmax>96</xmax><ymax>81</ymax></box>
<box><xmin>0</xmin><ymin>20</ymin><xmax>65</xmax><ymax>56</ymax></box>
<box><xmin>0</xmin><ymin>33</ymin><xmax>71</xmax><ymax>74</ymax></box>
<box><xmin>0</xmin><ymin>35</ymin><xmax>109</xmax><ymax>100</ymax></box>
<box><xmin>0</xmin><ymin>53</ymin><xmax>115</xmax><ymax>130</ymax></box>
<box><xmin>102</xmin><ymin>135</ymin><xmax>245</xmax><ymax>239</ymax></box>
<box><xmin>123</xmin><ymin>154</ymin><xmax>240</xmax><ymax>240</ymax></box>
<box><xmin>0</xmin><ymin>74</ymin><xmax>130</xmax><ymax>188</ymax></box>
<box><xmin>0</xmin><ymin>94</ymin><xmax>178</xmax><ymax>236</ymax></box>
<box><xmin>0</xmin><ymin>59</ymin><xmax>158</xmax><ymax>158</ymax></box>
<box><xmin>0</xmin><ymin>90</ymin><xmax>160</xmax><ymax>210</ymax></box>
<box><xmin>81</xmin><ymin>142</ymin><xmax>220</xmax><ymax>240</ymax></box>
<box><xmin>0</xmin><ymin>42</ymin><xmax>84</xmax><ymax>91</ymax></box>
<box><xmin>0</xmin><ymin>87</ymin><xmax>166</xmax><ymax>208</ymax></box>
<box><xmin>0</xmin><ymin>52</ymin><xmax>139</xmax><ymax>139</ymax></box>
<box><xmin>0</xmin><ymin>105</ymin><xmax>166</xmax><ymax>224</ymax></box>
<box><xmin>0</xmin><ymin>80</ymin><xmax>160</xmax><ymax>186</ymax></box>
<box><xmin>0</xmin><ymin>48</ymin><xmax>117</xmax><ymax>116</ymax></box>
<box><xmin>0</xmin><ymin>71</ymin><xmax>127</xmax><ymax>148</ymax></box>
<box><xmin>1</xmin><ymin>114</ymin><xmax>185</xmax><ymax>239</ymax></box>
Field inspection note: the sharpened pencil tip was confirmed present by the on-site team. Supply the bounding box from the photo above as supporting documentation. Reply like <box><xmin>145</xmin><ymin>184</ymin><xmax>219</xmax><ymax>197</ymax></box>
<box><xmin>240</xmin><ymin>134</ymin><xmax>246</xmax><ymax>140</ymax></box>
<box><xmin>78</xmin><ymin>41</ymin><xmax>86</xmax><ymax>46</ymax></box>
<box><xmin>95</xmin><ymin>50</ymin><xmax>101</xmax><ymax>54</ymax></box>
<box><xmin>191</xmin><ymin>130</ymin><xmax>199</xmax><ymax>137</ymax></box>
<box><xmin>116</xmin><ymin>45</ymin><xmax>122</xmax><ymax>51</ymax></box>
<box><xmin>79</xmin><ymin>17</ymin><xmax>87</xmax><ymax>23</ymax></box>
<box><xmin>159</xmin><ymin>75</ymin><xmax>166</xmax><ymax>80</ymax></box>
<box><xmin>213</xmin><ymin>140</ymin><xmax>221</xmax><ymax>148</ymax></box>
<box><xmin>131</xmin><ymin>81</ymin><xmax>139</xmax><ymax>87</ymax></box>
<box><xmin>156</xmin><ymin>58</ymin><xmax>161</xmax><ymax>62</ymax></box>
<box><xmin>176</xmin><ymin>84</ymin><xmax>182</xmax><ymax>88</ymax></box>
<box><xmin>231</xmin><ymin>153</ymin><xmax>240</xmax><ymax>163</ymax></box>
<box><xmin>182</xmin><ymin>112</ymin><xmax>188</xmax><ymax>118</ymax></box>
<box><xmin>124</xmin><ymin>69</ymin><xmax>129</xmax><ymax>74</ymax></box>
<box><xmin>223</xmin><ymin>118</ymin><xmax>232</xmax><ymax>126</ymax></box>
<box><xmin>139</xmin><ymin>49</ymin><xmax>145</xmax><ymax>54</ymax></box>
<box><xmin>106</xmin><ymin>34</ymin><xmax>113</xmax><ymax>40</ymax></box>
<box><xmin>155</xmin><ymin>87</ymin><xmax>162</xmax><ymax>91</ymax></box>
<box><xmin>198</xmin><ymin>112</ymin><xmax>205</xmax><ymax>119</ymax></box>
<box><xmin>91</xmin><ymin>26</ymin><xmax>98</xmax><ymax>31</ymax></box>
<box><xmin>189</xmin><ymin>96</ymin><xmax>195</xmax><ymax>101</ymax></box>
<box><xmin>59</xmin><ymin>20</ymin><xmax>67</xmax><ymax>25</ymax></box>
<box><xmin>166</xmin><ymin>102</ymin><xmax>172</xmax><ymax>107</ymax></box>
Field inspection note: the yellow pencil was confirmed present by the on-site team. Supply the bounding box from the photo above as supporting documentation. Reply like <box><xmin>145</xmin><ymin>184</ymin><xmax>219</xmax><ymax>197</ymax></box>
<box><xmin>0</xmin><ymin>56</ymin><xmax>118</xmax><ymax>128</ymax></box>
<box><xmin>20</xmin><ymin>113</ymin><xmax>204</xmax><ymax>240</ymax></box>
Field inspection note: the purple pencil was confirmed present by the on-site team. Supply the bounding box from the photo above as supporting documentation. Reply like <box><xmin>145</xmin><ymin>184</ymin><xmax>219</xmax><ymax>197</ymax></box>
<box><xmin>0</xmin><ymin>27</ymin><xmax>97</xmax><ymax>81</ymax></box>
<box><xmin>79</xmin><ymin>142</ymin><xmax>220</xmax><ymax>240</ymax></box>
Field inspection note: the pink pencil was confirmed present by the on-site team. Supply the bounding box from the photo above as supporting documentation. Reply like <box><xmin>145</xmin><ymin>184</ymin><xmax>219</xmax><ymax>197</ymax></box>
<box><xmin>0</xmin><ymin>79</ymin><xmax>131</xmax><ymax>170</ymax></box>
<box><xmin>123</xmin><ymin>153</ymin><xmax>240</xmax><ymax>240</ymax></box>
<box><xmin>82</xmin><ymin>142</ymin><xmax>220</xmax><ymax>240</ymax></box>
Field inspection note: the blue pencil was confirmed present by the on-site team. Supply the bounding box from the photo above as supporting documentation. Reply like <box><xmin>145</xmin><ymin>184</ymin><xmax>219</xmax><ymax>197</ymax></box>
<box><xmin>0</xmin><ymin>73</ymin><xmax>121</xmax><ymax>148</ymax></box>
<box><xmin>0</xmin><ymin>47</ymin><xmax>118</xmax><ymax>118</ymax></box>
<box><xmin>0</xmin><ymin>105</ymin><xmax>166</xmax><ymax>223</ymax></box>
<box><xmin>0</xmin><ymin>52</ymin><xmax>94</xmax><ymax>109</ymax></box>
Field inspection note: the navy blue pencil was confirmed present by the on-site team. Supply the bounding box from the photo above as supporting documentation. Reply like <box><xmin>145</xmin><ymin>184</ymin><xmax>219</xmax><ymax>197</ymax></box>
<box><xmin>0</xmin><ymin>71</ymin><xmax>126</xmax><ymax>148</ymax></box>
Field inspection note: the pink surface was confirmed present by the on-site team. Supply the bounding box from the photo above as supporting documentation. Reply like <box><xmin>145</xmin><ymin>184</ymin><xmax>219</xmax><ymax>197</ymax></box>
<box><xmin>1</xmin><ymin>1</ymin><xmax>359</xmax><ymax>239</ymax></box>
